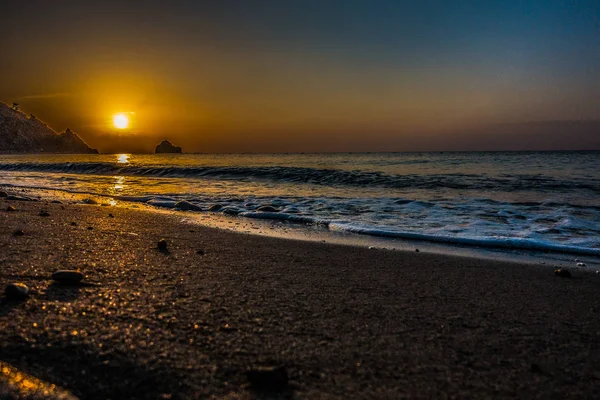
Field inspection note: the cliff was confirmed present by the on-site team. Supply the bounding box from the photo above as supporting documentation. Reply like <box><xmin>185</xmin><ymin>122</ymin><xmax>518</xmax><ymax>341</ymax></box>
<box><xmin>155</xmin><ymin>140</ymin><xmax>182</xmax><ymax>153</ymax></box>
<box><xmin>0</xmin><ymin>102</ymin><xmax>98</xmax><ymax>154</ymax></box>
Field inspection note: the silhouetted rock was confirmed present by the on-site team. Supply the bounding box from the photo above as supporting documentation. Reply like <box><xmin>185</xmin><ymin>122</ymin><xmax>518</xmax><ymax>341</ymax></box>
<box><xmin>155</xmin><ymin>140</ymin><xmax>182</xmax><ymax>153</ymax></box>
<box><xmin>0</xmin><ymin>102</ymin><xmax>98</xmax><ymax>153</ymax></box>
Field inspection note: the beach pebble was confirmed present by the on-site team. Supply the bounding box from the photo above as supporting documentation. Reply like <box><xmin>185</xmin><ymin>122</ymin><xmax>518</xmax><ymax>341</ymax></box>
<box><xmin>257</xmin><ymin>205</ymin><xmax>279</xmax><ymax>212</ymax></box>
<box><xmin>415</xmin><ymin>248</ymin><xmax>420</xmax><ymax>252</ymax></box>
<box><xmin>158</xmin><ymin>238</ymin><xmax>168</xmax><ymax>251</ymax></box>
<box><xmin>246</xmin><ymin>366</ymin><xmax>289</xmax><ymax>392</ymax></box>
<box><xmin>108</xmin><ymin>213</ymin><xmax>114</xmax><ymax>218</ymax></box>
<box><xmin>197</xmin><ymin>249</ymin><xmax>205</xmax><ymax>255</ymax></box>
<box><xmin>52</xmin><ymin>270</ymin><xmax>84</xmax><ymax>285</ymax></box>
<box><xmin>71</xmin><ymin>221</ymin><xmax>77</xmax><ymax>226</ymax></box>
<box><xmin>12</xmin><ymin>229</ymin><xmax>24</xmax><ymax>236</ymax></box>
<box><xmin>39</xmin><ymin>210</ymin><xmax>50</xmax><ymax>217</ymax></box>
<box><xmin>207</xmin><ymin>204</ymin><xmax>223</xmax><ymax>212</ymax></box>
<box><xmin>174</xmin><ymin>201</ymin><xmax>202</xmax><ymax>211</ymax></box>
<box><xmin>554</xmin><ymin>269</ymin><xmax>572</xmax><ymax>278</ymax></box>
<box><xmin>5</xmin><ymin>283</ymin><xmax>29</xmax><ymax>300</ymax></box>
<box><xmin>577</xmin><ymin>262</ymin><xmax>586</xmax><ymax>267</ymax></box>
<box><xmin>83</xmin><ymin>198</ymin><xmax>98</xmax><ymax>205</ymax></box>
<box><xmin>6</xmin><ymin>205</ymin><xmax>16</xmax><ymax>212</ymax></box>
<box><xmin>87</xmin><ymin>226</ymin><xmax>93</xmax><ymax>230</ymax></box>
<box><xmin>51</xmin><ymin>200</ymin><xmax>63</xmax><ymax>204</ymax></box>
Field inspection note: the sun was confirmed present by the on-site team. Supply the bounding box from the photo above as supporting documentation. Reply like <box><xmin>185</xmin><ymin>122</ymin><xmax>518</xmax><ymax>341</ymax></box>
<box><xmin>113</xmin><ymin>113</ymin><xmax>129</xmax><ymax>129</ymax></box>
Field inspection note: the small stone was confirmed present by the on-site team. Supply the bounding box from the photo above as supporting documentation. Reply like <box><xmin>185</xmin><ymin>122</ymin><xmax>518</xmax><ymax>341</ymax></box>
<box><xmin>554</xmin><ymin>269</ymin><xmax>572</xmax><ymax>278</ymax></box>
<box><xmin>415</xmin><ymin>248</ymin><xmax>420</xmax><ymax>252</ymax></box>
<box><xmin>83</xmin><ymin>198</ymin><xmax>98</xmax><ymax>205</ymax></box>
<box><xmin>51</xmin><ymin>200</ymin><xmax>62</xmax><ymax>204</ymax></box>
<box><xmin>257</xmin><ymin>205</ymin><xmax>278</xmax><ymax>212</ymax></box>
<box><xmin>52</xmin><ymin>270</ymin><xmax>84</xmax><ymax>285</ymax></box>
<box><xmin>12</xmin><ymin>229</ymin><xmax>24</xmax><ymax>236</ymax></box>
<box><xmin>246</xmin><ymin>366</ymin><xmax>289</xmax><ymax>392</ymax></box>
<box><xmin>531</xmin><ymin>363</ymin><xmax>543</xmax><ymax>374</ymax></box>
<box><xmin>71</xmin><ymin>221</ymin><xmax>77</xmax><ymax>226</ymax></box>
<box><xmin>368</xmin><ymin>246</ymin><xmax>376</xmax><ymax>250</ymax></box>
<box><xmin>196</xmin><ymin>249</ymin><xmax>205</xmax><ymax>256</ymax></box>
<box><xmin>6</xmin><ymin>205</ymin><xmax>16</xmax><ymax>212</ymax></box>
<box><xmin>577</xmin><ymin>262</ymin><xmax>586</xmax><ymax>267</ymax></box>
<box><xmin>0</xmin><ymin>191</ymin><xmax>8</xmax><ymax>197</ymax></box>
<box><xmin>39</xmin><ymin>210</ymin><xmax>50</xmax><ymax>217</ymax></box>
<box><xmin>207</xmin><ymin>204</ymin><xmax>223</xmax><ymax>212</ymax></box>
<box><xmin>108</xmin><ymin>213</ymin><xmax>114</xmax><ymax>218</ymax></box>
<box><xmin>87</xmin><ymin>226</ymin><xmax>93</xmax><ymax>230</ymax></box>
<box><xmin>158</xmin><ymin>239</ymin><xmax>168</xmax><ymax>251</ymax></box>
<box><xmin>5</xmin><ymin>283</ymin><xmax>29</xmax><ymax>300</ymax></box>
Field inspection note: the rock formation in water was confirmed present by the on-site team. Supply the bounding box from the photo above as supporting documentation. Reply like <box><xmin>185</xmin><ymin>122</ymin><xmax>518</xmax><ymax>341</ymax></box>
<box><xmin>0</xmin><ymin>102</ymin><xmax>98</xmax><ymax>153</ymax></box>
<box><xmin>155</xmin><ymin>140</ymin><xmax>182</xmax><ymax>153</ymax></box>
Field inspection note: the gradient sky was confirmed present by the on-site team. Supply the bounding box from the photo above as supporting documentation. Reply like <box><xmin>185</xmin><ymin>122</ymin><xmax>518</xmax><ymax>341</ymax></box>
<box><xmin>1</xmin><ymin>0</ymin><xmax>599</xmax><ymax>152</ymax></box>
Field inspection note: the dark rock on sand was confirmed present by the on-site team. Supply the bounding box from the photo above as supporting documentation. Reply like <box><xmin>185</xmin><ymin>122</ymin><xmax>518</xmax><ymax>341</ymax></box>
<box><xmin>554</xmin><ymin>269</ymin><xmax>572</xmax><ymax>278</ymax></box>
<box><xmin>5</xmin><ymin>282</ymin><xmax>29</xmax><ymax>300</ymax></box>
<box><xmin>71</xmin><ymin>221</ymin><xmax>77</xmax><ymax>226</ymax></box>
<box><xmin>174</xmin><ymin>201</ymin><xmax>202</xmax><ymax>211</ymax></box>
<box><xmin>39</xmin><ymin>210</ymin><xmax>50</xmax><ymax>217</ymax></box>
<box><xmin>415</xmin><ymin>248</ymin><xmax>420</xmax><ymax>252</ymax></box>
<box><xmin>257</xmin><ymin>205</ymin><xmax>279</xmax><ymax>212</ymax></box>
<box><xmin>12</xmin><ymin>229</ymin><xmax>24</xmax><ymax>236</ymax></box>
<box><xmin>52</xmin><ymin>270</ymin><xmax>84</xmax><ymax>285</ymax></box>
<box><xmin>83</xmin><ymin>198</ymin><xmax>98</xmax><ymax>205</ymax></box>
<box><xmin>6</xmin><ymin>205</ymin><xmax>16</xmax><ymax>212</ymax></box>
<box><xmin>196</xmin><ymin>249</ymin><xmax>205</xmax><ymax>256</ymax></box>
<box><xmin>0</xmin><ymin>191</ymin><xmax>7</xmax><ymax>197</ymax></box>
<box><xmin>246</xmin><ymin>366</ymin><xmax>289</xmax><ymax>392</ymax></box>
<box><xmin>155</xmin><ymin>140</ymin><xmax>182</xmax><ymax>154</ymax></box>
<box><xmin>87</xmin><ymin>226</ymin><xmax>93</xmax><ymax>230</ymax></box>
<box><xmin>158</xmin><ymin>238</ymin><xmax>168</xmax><ymax>251</ymax></box>
<box><xmin>108</xmin><ymin>213</ymin><xmax>114</xmax><ymax>218</ymax></box>
<box><xmin>207</xmin><ymin>204</ymin><xmax>223</xmax><ymax>212</ymax></box>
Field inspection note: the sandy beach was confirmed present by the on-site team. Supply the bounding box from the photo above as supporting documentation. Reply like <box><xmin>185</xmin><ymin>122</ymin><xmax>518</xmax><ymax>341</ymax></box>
<box><xmin>1</xmin><ymin>196</ymin><xmax>600</xmax><ymax>399</ymax></box>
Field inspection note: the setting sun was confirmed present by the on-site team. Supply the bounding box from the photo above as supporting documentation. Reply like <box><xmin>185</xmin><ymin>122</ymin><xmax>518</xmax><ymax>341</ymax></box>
<box><xmin>113</xmin><ymin>113</ymin><xmax>129</xmax><ymax>129</ymax></box>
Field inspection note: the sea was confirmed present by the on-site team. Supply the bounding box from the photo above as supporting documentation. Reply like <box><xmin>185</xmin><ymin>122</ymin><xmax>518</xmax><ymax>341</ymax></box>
<box><xmin>1</xmin><ymin>152</ymin><xmax>600</xmax><ymax>258</ymax></box>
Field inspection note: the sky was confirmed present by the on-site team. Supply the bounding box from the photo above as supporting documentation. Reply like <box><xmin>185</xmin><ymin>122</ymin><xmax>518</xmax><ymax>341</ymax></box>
<box><xmin>1</xmin><ymin>0</ymin><xmax>599</xmax><ymax>153</ymax></box>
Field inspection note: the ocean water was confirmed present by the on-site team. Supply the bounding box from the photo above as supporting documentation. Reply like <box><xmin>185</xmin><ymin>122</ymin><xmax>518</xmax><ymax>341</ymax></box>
<box><xmin>1</xmin><ymin>152</ymin><xmax>599</xmax><ymax>255</ymax></box>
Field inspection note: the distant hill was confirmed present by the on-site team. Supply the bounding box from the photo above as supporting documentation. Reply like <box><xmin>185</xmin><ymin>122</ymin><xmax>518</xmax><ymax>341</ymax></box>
<box><xmin>0</xmin><ymin>102</ymin><xmax>98</xmax><ymax>154</ymax></box>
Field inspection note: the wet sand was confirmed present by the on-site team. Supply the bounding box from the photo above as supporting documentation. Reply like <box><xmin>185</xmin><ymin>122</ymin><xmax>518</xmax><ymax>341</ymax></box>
<box><xmin>1</xmin><ymin>197</ymin><xmax>599</xmax><ymax>399</ymax></box>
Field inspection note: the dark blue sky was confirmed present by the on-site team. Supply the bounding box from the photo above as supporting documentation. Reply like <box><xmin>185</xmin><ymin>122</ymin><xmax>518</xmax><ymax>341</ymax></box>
<box><xmin>1</xmin><ymin>0</ymin><xmax>599</xmax><ymax>152</ymax></box>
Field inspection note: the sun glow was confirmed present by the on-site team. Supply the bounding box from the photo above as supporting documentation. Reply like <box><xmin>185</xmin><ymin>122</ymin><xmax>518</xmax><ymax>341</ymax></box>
<box><xmin>113</xmin><ymin>113</ymin><xmax>129</xmax><ymax>129</ymax></box>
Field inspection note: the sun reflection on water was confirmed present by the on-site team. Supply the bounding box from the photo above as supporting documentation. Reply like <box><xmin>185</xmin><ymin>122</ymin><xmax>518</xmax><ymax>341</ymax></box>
<box><xmin>117</xmin><ymin>154</ymin><xmax>130</xmax><ymax>164</ymax></box>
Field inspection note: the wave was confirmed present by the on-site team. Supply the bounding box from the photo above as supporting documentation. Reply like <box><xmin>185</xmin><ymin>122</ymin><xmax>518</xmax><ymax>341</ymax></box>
<box><xmin>1</xmin><ymin>162</ymin><xmax>599</xmax><ymax>193</ymax></box>
<box><xmin>329</xmin><ymin>223</ymin><xmax>600</xmax><ymax>256</ymax></box>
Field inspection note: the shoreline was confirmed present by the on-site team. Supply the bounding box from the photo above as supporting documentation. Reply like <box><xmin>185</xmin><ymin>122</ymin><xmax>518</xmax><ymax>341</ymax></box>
<box><xmin>2</xmin><ymin>184</ymin><xmax>600</xmax><ymax>268</ymax></box>
<box><xmin>2</xmin><ymin>196</ymin><xmax>600</xmax><ymax>398</ymax></box>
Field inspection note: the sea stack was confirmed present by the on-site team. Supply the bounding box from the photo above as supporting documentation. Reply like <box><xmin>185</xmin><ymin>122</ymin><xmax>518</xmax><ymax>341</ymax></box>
<box><xmin>155</xmin><ymin>140</ymin><xmax>182</xmax><ymax>154</ymax></box>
